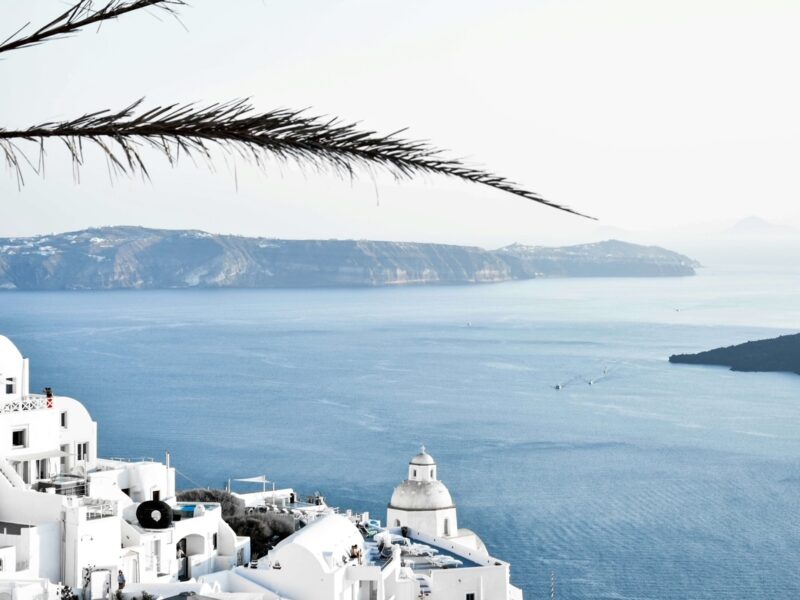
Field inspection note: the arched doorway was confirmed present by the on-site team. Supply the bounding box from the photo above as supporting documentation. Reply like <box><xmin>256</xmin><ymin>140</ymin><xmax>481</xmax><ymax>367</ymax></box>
<box><xmin>176</xmin><ymin>534</ymin><xmax>205</xmax><ymax>581</ymax></box>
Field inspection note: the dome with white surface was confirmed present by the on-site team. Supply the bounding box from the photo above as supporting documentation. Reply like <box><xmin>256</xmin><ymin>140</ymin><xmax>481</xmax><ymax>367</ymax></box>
<box><xmin>389</xmin><ymin>478</ymin><xmax>454</xmax><ymax>510</ymax></box>
<box><xmin>410</xmin><ymin>447</ymin><xmax>435</xmax><ymax>466</ymax></box>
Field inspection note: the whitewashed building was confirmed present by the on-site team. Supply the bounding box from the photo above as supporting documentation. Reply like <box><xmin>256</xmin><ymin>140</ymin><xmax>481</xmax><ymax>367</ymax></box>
<box><xmin>0</xmin><ymin>335</ymin><xmax>524</xmax><ymax>600</ymax></box>
<box><xmin>229</xmin><ymin>448</ymin><xmax>523</xmax><ymax>600</ymax></box>
<box><xmin>0</xmin><ymin>336</ymin><xmax>250</xmax><ymax>593</ymax></box>
<box><xmin>387</xmin><ymin>447</ymin><xmax>485</xmax><ymax>552</ymax></box>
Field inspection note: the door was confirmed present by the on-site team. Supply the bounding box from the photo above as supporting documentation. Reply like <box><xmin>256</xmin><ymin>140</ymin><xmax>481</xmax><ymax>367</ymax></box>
<box><xmin>122</xmin><ymin>555</ymin><xmax>139</xmax><ymax>584</ymax></box>
<box><xmin>176</xmin><ymin>539</ymin><xmax>189</xmax><ymax>581</ymax></box>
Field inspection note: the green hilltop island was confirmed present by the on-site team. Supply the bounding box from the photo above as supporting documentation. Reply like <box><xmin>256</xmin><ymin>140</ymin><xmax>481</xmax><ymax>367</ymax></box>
<box><xmin>0</xmin><ymin>334</ymin><xmax>523</xmax><ymax>600</ymax></box>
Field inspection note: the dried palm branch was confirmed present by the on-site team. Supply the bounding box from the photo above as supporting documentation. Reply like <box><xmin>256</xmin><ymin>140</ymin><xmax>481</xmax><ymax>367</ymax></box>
<box><xmin>0</xmin><ymin>0</ymin><xmax>184</xmax><ymax>56</ymax></box>
<box><xmin>0</xmin><ymin>99</ymin><xmax>592</xmax><ymax>218</ymax></box>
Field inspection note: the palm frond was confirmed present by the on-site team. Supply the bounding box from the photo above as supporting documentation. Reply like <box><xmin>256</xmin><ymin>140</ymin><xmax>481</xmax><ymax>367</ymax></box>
<box><xmin>0</xmin><ymin>0</ymin><xmax>185</xmax><ymax>56</ymax></box>
<box><xmin>0</xmin><ymin>99</ymin><xmax>592</xmax><ymax>218</ymax></box>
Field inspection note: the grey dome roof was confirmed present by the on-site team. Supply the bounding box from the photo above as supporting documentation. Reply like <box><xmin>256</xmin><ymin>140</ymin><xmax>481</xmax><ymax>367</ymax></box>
<box><xmin>389</xmin><ymin>480</ymin><xmax>454</xmax><ymax>511</ymax></box>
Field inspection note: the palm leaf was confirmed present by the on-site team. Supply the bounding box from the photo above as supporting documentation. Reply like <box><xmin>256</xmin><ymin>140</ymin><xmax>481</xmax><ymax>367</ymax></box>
<box><xmin>0</xmin><ymin>99</ymin><xmax>592</xmax><ymax>218</ymax></box>
<box><xmin>0</xmin><ymin>0</ymin><xmax>185</xmax><ymax>56</ymax></box>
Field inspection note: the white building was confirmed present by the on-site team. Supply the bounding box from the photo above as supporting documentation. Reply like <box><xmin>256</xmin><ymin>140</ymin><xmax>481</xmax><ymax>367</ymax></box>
<box><xmin>0</xmin><ymin>336</ymin><xmax>250</xmax><ymax>594</ymax></box>
<box><xmin>0</xmin><ymin>335</ymin><xmax>524</xmax><ymax>600</ymax></box>
<box><xmin>387</xmin><ymin>447</ymin><xmax>484</xmax><ymax>552</ymax></box>
<box><xmin>229</xmin><ymin>449</ymin><xmax>523</xmax><ymax>600</ymax></box>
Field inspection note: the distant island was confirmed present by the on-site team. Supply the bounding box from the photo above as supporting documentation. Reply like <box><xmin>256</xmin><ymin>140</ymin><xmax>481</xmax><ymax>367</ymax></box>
<box><xmin>0</xmin><ymin>226</ymin><xmax>699</xmax><ymax>290</ymax></box>
<box><xmin>670</xmin><ymin>333</ymin><xmax>800</xmax><ymax>375</ymax></box>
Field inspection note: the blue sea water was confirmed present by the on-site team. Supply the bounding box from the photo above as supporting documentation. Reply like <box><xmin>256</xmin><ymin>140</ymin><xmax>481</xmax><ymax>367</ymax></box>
<box><xmin>2</xmin><ymin>267</ymin><xmax>800</xmax><ymax>600</ymax></box>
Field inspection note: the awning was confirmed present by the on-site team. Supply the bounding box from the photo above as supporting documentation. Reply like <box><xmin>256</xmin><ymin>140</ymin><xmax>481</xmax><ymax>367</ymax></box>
<box><xmin>234</xmin><ymin>475</ymin><xmax>270</xmax><ymax>484</ymax></box>
<box><xmin>8</xmin><ymin>449</ymin><xmax>67</xmax><ymax>461</ymax></box>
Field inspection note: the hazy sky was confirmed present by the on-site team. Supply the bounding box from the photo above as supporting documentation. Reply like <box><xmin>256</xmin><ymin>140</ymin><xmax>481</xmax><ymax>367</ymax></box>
<box><xmin>1</xmin><ymin>0</ymin><xmax>799</xmax><ymax>246</ymax></box>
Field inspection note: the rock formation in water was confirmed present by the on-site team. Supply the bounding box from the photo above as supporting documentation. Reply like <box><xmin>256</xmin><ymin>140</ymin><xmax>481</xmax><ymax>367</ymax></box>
<box><xmin>669</xmin><ymin>333</ymin><xmax>800</xmax><ymax>375</ymax></box>
<box><xmin>0</xmin><ymin>227</ymin><xmax>699</xmax><ymax>290</ymax></box>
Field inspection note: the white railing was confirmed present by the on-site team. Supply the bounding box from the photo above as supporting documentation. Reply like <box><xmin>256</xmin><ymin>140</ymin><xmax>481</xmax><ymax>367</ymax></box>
<box><xmin>0</xmin><ymin>394</ymin><xmax>48</xmax><ymax>413</ymax></box>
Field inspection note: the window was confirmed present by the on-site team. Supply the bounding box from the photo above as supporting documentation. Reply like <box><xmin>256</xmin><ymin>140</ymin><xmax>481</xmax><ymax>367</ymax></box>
<box><xmin>77</xmin><ymin>442</ymin><xmax>89</xmax><ymax>461</ymax></box>
<box><xmin>444</xmin><ymin>518</ymin><xmax>450</xmax><ymax>536</ymax></box>
<box><xmin>60</xmin><ymin>444</ymin><xmax>69</xmax><ymax>470</ymax></box>
<box><xmin>430</xmin><ymin>468</ymin><xmax>434</xmax><ymax>478</ymax></box>
<box><xmin>466</xmin><ymin>594</ymin><xmax>476</xmax><ymax>600</ymax></box>
<box><xmin>212</xmin><ymin>533</ymin><xmax>218</xmax><ymax>550</ymax></box>
<box><xmin>5</xmin><ymin>378</ymin><xmax>15</xmax><ymax>394</ymax></box>
<box><xmin>12</xmin><ymin>428</ymin><xmax>27</xmax><ymax>448</ymax></box>
<box><xmin>61</xmin><ymin>411</ymin><xmax>68</xmax><ymax>428</ymax></box>
<box><xmin>413</xmin><ymin>469</ymin><xmax>417</xmax><ymax>477</ymax></box>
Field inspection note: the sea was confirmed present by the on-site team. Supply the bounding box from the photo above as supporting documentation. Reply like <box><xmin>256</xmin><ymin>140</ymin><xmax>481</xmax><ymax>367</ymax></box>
<box><xmin>1</xmin><ymin>266</ymin><xmax>799</xmax><ymax>600</ymax></box>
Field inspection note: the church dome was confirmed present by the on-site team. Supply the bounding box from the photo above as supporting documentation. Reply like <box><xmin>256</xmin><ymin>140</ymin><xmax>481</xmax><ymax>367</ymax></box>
<box><xmin>389</xmin><ymin>479</ymin><xmax>455</xmax><ymax>511</ymax></box>
<box><xmin>410</xmin><ymin>446</ymin><xmax>435</xmax><ymax>466</ymax></box>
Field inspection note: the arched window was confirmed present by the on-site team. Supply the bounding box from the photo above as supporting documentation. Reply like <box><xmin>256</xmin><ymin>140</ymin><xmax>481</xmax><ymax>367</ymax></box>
<box><xmin>413</xmin><ymin>469</ymin><xmax>417</xmax><ymax>477</ymax></box>
<box><xmin>394</xmin><ymin>519</ymin><xmax>401</xmax><ymax>527</ymax></box>
<box><xmin>430</xmin><ymin>468</ymin><xmax>434</xmax><ymax>478</ymax></box>
<box><xmin>443</xmin><ymin>518</ymin><xmax>450</xmax><ymax>536</ymax></box>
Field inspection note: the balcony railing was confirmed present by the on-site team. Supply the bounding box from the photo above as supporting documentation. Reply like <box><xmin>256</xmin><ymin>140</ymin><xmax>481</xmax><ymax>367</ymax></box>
<box><xmin>0</xmin><ymin>394</ymin><xmax>48</xmax><ymax>413</ymax></box>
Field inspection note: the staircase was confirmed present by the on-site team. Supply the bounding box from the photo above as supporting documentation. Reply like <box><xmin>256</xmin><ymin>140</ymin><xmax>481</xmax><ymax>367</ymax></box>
<box><xmin>0</xmin><ymin>457</ymin><xmax>26</xmax><ymax>489</ymax></box>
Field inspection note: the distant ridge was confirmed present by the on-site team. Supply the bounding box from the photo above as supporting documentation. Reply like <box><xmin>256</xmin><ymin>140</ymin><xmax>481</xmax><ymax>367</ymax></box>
<box><xmin>670</xmin><ymin>333</ymin><xmax>800</xmax><ymax>375</ymax></box>
<box><xmin>724</xmin><ymin>216</ymin><xmax>798</xmax><ymax>239</ymax></box>
<box><xmin>0</xmin><ymin>227</ymin><xmax>698</xmax><ymax>290</ymax></box>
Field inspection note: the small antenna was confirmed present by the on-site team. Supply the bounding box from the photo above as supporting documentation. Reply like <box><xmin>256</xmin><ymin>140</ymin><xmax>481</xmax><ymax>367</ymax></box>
<box><xmin>550</xmin><ymin>570</ymin><xmax>557</xmax><ymax>600</ymax></box>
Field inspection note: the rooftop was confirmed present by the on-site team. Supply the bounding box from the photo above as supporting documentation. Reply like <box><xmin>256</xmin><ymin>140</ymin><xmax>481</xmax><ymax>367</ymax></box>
<box><xmin>364</xmin><ymin>531</ymin><xmax>480</xmax><ymax>572</ymax></box>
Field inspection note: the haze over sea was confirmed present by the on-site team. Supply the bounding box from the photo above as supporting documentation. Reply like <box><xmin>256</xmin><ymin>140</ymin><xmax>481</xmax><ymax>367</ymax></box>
<box><xmin>2</xmin><ymin>267</ymin><xmax>800</xmax><ymax>600</ymax></box>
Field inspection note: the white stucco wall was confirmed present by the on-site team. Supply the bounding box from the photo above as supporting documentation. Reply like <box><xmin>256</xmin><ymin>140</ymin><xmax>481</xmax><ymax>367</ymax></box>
<box><xmin>387</xmin><ymin>506</ymin><xmax>457</xmax><ymax>538</ymax></box>
<box><xmin>63</xmin><ymin>507</ymin><xmax>122</xmax><ymax>587</ymax></box>
<box><xmin>0</xmin><ymin>337</ymin><xmax>27</xmax><ymax>401</ymax></box>
<box><xmin>0</xmin><ymin>488</ymin><xmax>63</xmax><ymax>526</ymax></box>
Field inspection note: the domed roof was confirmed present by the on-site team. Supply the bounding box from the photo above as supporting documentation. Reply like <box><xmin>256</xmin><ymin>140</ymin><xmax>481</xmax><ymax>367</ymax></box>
<box><xmin>410</xmin><ymin>445</ymin><xmax>435</xmax><ymax>466</ymax></box>
<box><xmin>389</xmin><ymin>479</ymin><xmax>454</xmax><ymax>511</ymax></box>
<box><xmin>0</xmin><ymin>335</ymin><xmax>23</xmax><ymax>369</ymax></box>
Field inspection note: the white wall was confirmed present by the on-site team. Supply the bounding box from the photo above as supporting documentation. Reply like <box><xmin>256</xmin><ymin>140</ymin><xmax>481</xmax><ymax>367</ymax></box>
<box><xmin>0</xmin><ymin>544</ymin><xmax>17</xmax><ymax>574</ymax></box>
<box><xmin>63</xmin><ymin>506</ymin><xmax>122</xmax><ymax>588</ymax></box>
<box><xmin>0</xmin><ymin>488</ymin><xmax>63</xmax><ymax>526</ymax></box>
<box><xmin>428</xmin><ymin>566</ymin><xmax>509</xmax><ymax>600</ymax></box>
<box><xmin>54</xmin><ymin>397</ymin><xmax>98</xmax><ymax>472</ymax></box>
<box><xmin>0</xmin><ymin>337</ymin><xmax>26</xmax><ymax>402</ymax></box>
<box><xmin>386</xmin><ymin>506</ymin><xmax>457</xmax><ymax>538</ymax></box>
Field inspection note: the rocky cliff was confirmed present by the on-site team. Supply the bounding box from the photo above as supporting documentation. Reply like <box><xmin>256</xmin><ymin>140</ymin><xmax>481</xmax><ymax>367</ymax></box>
<box><xmin>0</xmin><ymin>227</ymin><xmax>698</xmax><ymax>290</ymax></box>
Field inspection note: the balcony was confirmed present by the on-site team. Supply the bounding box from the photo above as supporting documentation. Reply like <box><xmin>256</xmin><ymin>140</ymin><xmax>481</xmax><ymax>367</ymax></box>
<box><xmin>0</xmin><ymin>394</ymin><xmax>48</xmax><ymax>413</ymax></box>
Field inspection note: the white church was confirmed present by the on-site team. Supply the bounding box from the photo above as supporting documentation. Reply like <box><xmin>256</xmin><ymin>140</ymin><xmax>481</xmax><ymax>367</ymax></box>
<box><xmin>387</xmin><ymin>446</ymin><xmax>485</xmax><ymax>552</ymax></box>
<box><xmin>0</xmin><ymin>335</ymin><xmax>523</xmax><ymax>600</ymax></box>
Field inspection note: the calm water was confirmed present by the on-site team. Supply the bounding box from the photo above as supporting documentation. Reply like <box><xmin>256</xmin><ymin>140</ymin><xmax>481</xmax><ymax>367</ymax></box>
<box><xmin>2</xmin><ymin>267</ymin><xmax>800</xmax><ymax>599</ymax></box>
